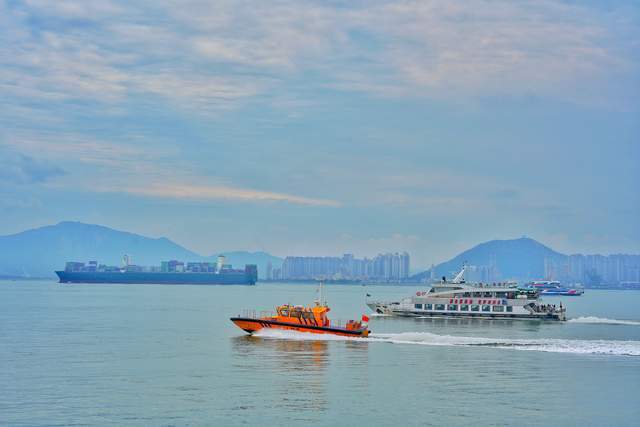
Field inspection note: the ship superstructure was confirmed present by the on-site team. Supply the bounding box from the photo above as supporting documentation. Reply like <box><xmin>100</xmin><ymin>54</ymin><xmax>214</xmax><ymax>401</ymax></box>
<box><xmin>367</xmin><ymin>266</ymin><xmax>566</xmax><ymax>321</ymax></box>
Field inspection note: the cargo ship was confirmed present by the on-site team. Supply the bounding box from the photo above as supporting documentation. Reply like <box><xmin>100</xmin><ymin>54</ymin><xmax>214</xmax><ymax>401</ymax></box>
<box><xmin>56</xmin><ymin>255</ymin><xmax>257</xmax><ymax>285</ymax></box>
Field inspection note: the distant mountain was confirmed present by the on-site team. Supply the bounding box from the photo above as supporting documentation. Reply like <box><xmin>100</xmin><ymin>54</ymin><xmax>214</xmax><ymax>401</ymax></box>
<box><xmin>0</xmin><ymin>222</ymin><xmax>282</xmax><ymax>279</ymax></box>
<box><xmin>0</xmin><ymin>223</ymin><xmax>578</xmax><ymax>282</ymax></box>
<box><xmin>413</xmin><ymin>237</ymin><xmax>567</xmax><ymax>281</ymax></box>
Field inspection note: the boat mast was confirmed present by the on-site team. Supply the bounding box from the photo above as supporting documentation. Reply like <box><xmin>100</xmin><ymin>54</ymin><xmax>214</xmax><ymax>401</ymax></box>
<box><xmin>452</xmin><ymin>263</ymin><xmax>467</xmax><ymax>284</ymax></box>
<box><xmin>316</xmin><ymin>281</ymin><xmax>325</xmax><ymax>306</ymax></box>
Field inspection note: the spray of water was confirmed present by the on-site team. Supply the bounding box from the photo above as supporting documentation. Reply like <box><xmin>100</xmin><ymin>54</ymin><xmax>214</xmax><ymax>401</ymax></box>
<box><xmin>567</xmin><ymin>316</ymin><xmax>640</xmax><ymax>326</ymax></box>
<box><xmin>253</xmin><ymin>328</ymin><xmax>640</xmax><ymax>357</ymax></box>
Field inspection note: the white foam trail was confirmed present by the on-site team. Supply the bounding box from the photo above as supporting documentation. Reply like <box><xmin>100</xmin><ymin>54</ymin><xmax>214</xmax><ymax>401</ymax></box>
<box><xmin>370</xmin><ymin>332</ymin><xmax>640</xmax><ymax>356</ymax></box>
<box><xmin>252</xmin><ymin>329</ymin><xmax>640</xmax><ymax>356</ymax></box>
<box><xmin>254</xmin><ymin>329</ymin><xmax>356</xmax><ymax>341</ymax></box>
<box><xmin>568</xmin><ymin>316</ymin><xmax>640</xmax><ymax>326</ymax></box>
<box><xmin>369</xmin><ymin>313</ymin><xmax>391</xmax><ymax>317</ymax></box>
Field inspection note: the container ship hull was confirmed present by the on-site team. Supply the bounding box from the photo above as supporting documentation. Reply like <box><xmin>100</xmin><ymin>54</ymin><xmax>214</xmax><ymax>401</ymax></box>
<box><xmin>55</xmin><ymin>271</ymin><xmax>256</xmax><ymax>285</ymax></box>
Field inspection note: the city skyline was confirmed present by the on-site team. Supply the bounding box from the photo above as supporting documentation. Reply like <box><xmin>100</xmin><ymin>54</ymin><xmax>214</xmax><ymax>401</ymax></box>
<box><xmin>1</xmin><ymin>1</ymin><xmax>638</xmax><ymax>268</ymax></box>
<box><xmin>277</xmin><ymin>252</ymin><xmax>411</xmax><ymax>281</ymax></box>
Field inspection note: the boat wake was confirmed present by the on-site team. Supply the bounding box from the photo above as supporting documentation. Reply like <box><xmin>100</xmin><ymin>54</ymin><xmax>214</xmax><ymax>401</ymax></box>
<box><xmin>253</xmin><ymin>329</ymin><xmax>640</xmax><ymax>356</ymax></box>
<box><xmin>253</xmin><ymin>329</ymin><xmax>357</xmax><ymax>341</ymax></box>
<box><xmin>567</xmin><ymin>316</ymin><xmax>640</xmax><ymax>326</ymax></box>
<box><xmin>370</xmin><ymin>332</ymin><xmax>640</xmax><ymax>356</ymax></box>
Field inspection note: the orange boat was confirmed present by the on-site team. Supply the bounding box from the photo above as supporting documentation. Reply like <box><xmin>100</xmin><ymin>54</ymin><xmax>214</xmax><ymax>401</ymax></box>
<box><xmin>230</xmin><ymin>301</ymin><xmax>370</xmax><ymax>338</ymax></box>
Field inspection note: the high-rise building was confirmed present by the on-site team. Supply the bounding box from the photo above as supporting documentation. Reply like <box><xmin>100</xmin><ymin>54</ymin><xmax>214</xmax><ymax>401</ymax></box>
<box><xmin>266</xmin><ymin>261</ymin><xmax>273</xmax><ymax>280</ymax></box>
<box><xmin>280</xmin><ymin>252</ymin><xmax>411</xmax><ymax>281</ymax></box>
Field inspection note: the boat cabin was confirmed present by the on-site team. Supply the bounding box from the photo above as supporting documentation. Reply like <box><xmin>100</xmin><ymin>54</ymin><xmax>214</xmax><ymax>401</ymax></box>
<box><xmin>274</xmin><ymin>304</ymin><xmax>331</xmax><ymax>327</ymax></box>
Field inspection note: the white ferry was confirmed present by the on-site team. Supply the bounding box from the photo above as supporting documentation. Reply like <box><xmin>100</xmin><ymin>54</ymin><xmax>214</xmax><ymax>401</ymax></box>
<box><xmin>367</xmin><ymin>267</ymin><xmax>566</xmax><ymax>321</ymax></box>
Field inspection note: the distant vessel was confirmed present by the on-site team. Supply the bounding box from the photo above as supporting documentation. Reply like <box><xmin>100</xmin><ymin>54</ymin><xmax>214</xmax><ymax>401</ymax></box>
<box><xmin>56</xmin><ymin>255</ymin><xmax>257</xmax><ymax>285</ymax></box>
<box><xmin>367</xmin><ymin>266</ymin><xmax>566</xmax><ymax>321</ymax></box>
<box><xmin>231</xmin><ymin>284</ymin><xmax>370</xmax><ymax>337</ymax></box>
<box><xmin>527</xmin><ymin>280</ymin><xmax>584</xmax><ymax>296</ymax></box>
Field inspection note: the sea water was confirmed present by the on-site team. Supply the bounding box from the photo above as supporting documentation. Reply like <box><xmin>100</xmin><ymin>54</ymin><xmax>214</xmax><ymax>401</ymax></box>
<box><xmin>1</xmin><ymin>281</ymin><xmax>639</xmax><ymax>426</ymax></box>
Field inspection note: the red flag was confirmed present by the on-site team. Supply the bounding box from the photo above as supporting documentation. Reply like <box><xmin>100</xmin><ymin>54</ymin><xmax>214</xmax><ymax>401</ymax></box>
<box><xmin>362</xmin><ymin>315</ymin><xmax>370</xmax><ymax>323</ymax></box>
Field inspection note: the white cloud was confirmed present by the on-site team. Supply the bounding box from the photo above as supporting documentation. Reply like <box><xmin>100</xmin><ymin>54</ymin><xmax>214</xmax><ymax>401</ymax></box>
<box><xmin>340</xmin><ymin>1</ymin><xmax>638</xmax><ymax>102</ymax></box>
<box><xmin>23</xmin><ymin>0</ymin><xmax>124</xmax><ymax>20</ymax></box>
<box><xmin>1</xmin><ymin>0</ymin><xmax>636</xmax><ymax>112</ymax></box>
<box><xmin>123</xmin><ymin>183</ymin><xmax>340</xmax><ymax>207</ymax></box>
<box><xmin>2</xmin><ymin>131</ymin><xmax>339</xmax><ymax>207</ymax></box>
<box><xmin>4</xmin><ymin>134</ymin><xmax>144</xmax><ymax>168</ymax></box>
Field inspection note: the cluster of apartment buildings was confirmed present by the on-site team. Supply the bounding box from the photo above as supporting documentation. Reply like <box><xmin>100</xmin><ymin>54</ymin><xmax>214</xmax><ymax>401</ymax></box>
<box><xmin>545</xmin><ymin>254</ymin><xmax>640</xmax><ymax>285</ymax></box>
<box><xmin>267</xmin><ymin>252</ymin><xmax>410</xmax><ymax>282</ymax></box>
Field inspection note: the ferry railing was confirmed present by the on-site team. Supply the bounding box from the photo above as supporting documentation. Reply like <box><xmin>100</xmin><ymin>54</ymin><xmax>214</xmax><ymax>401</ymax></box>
<box><xmin>240</xmin><ymin>309</ymin><xmax>256</xmax><ymax>318</ymax></box>
<box><xmin>239</xmin><ymin>309</ymin><xmax>275</xmax><ymax>319</ymax></box>
<box><xmin>237</xmin><ymin>309</ymin><xmax>359</xmax><ymax>329</ymax></box>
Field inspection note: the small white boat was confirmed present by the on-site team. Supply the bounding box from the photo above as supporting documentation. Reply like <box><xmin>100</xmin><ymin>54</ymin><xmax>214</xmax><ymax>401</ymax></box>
<box><xmin>527</xmin><ymin>280</ymin><xmax>584</xmax><ymax>296</ymax></box>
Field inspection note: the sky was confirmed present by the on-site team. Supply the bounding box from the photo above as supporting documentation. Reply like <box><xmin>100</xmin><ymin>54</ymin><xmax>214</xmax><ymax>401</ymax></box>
<box><xmin>1</xmin><ymin>0</ymin><xmax>639</xmax><ymax>269</ymax></box>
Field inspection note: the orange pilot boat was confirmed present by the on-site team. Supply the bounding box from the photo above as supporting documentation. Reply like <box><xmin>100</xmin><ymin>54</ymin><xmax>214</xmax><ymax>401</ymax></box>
<box><xmin>230</xmin><ymin>288</ymin><xmax>370</xmax><ymax>337</ymax></box>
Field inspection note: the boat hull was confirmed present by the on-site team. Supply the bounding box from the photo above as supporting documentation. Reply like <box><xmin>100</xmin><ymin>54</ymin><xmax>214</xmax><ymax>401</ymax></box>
<box><xmin>540</xmin><ymin>290</ymin><xmax>583</xmax><ymax>296</ymax></box>
<box><xmin>55</xmin><ymin>271</ymin><xmax>256</xmax><ymax>285</ymax></box>
<box><xmin>230</xmin><ymin>317</ymin><xmax>369</xmax><ymax>337</ymax></box>
<box><xmin>367</xmin><ymin>302</ymin><xmax>565</xmax><ymax>321</ymax></box>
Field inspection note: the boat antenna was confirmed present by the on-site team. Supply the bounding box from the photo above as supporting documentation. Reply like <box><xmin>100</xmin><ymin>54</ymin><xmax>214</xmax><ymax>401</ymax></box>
<box><xmin>316</xmin><ymin>280</ymin><xmax>325</xmax><ymax>306</ymax></box>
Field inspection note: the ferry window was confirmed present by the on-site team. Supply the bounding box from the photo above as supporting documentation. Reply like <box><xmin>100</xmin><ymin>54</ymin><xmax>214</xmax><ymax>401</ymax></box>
<box><xmin>414</xmin><ymin>303</ymin><xmax>423</xmax><ymax>309</ymax></box>
<box><xmin>425</xmin><ymin>304</ymin><xmax>433</xmax><ymax>310</ymax></box>
<box><xmin>447</xmin><ymin>304</ymin><xmax>458</xmax><ymax>311</ymax></box>
<box><xmin>483</xmin><ymin>292</ymin><xmax>492</xmax><ymax>297</ymax></box>
<box><xmin>496</xmin><ymin>292</ymin><xmax>506</xmax><ymax>298</ymax></box>
<box><xmin>492</xmin><ymin>306</ymin><xmax>504</xmax><ymax>312</ymax></box>
<box><xmin>482</xmin><ymin>305</ymin><xmax>491</xmax><ymax>312</ymax></box>
<box><xmin>460</xmin><ymin>304</ymin><xmax>469</xmax><ymax>311</ymax></box>
<box><xmin>435</xmin><ymin>304</ymin><xmax>445</xmax><ymax>310</ymax></box>
<box><xmin>471</xmin><ymin>304</ymin><xmax>480</xmax><ymax>311</ymax></box>
<box><xmin>462</xmin><ymin>292</ymin><xmax>471</xmax><ymax>297</ymax></box>
<box><xmin>506</xmin><ymin>306</ymin><xmax>513</xmax><ymax>312</ymax></box>
<box><xmin>472</xmin><ymin>292</ymin><xmax>481</xmax><ymax>297</ymax></box>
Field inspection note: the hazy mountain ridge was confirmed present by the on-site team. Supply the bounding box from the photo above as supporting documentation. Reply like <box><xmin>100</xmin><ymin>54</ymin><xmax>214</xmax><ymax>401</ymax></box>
<box><xmin>0</xmin><ymin>222</ymin><xmax>282</xmax><ymax>278</ymax></box>
<box><xmin>413</xmin><ymin>237</ymin><xmax>567</xmax><ymax>281</ymax></box>
<box><xmin>0</xmin><ymin>222</ymin><xmax>613</xmax><ymax>282</ymax></box>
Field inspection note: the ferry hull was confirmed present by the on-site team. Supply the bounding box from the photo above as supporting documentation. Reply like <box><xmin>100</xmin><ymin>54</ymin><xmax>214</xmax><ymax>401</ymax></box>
<box><xmin>367</xmin><ymin>303</ymin><xmax>565</xmax><ymax>321</ymax></box>
<box><xmin>540</xmin><ymin>290</ymin><xmax>584</xmax><ymax>296</ymax></box>
<box><xmin>230</xmin><ymin>317</ymin><xmax>370</xmax><ymax>337</ymax></box>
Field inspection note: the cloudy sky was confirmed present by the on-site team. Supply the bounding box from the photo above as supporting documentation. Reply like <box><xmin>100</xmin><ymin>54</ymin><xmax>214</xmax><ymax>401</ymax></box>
<box><xmin>1</xmin><ymin>0</ymin><xmax>638</xmax><ymax>268</ymax></box>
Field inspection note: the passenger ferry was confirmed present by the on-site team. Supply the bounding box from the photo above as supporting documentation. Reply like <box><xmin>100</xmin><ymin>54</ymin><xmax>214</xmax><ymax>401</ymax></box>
<box><xmin>367</xmin><ymin>267</ymin><xmax>566</xmax><ymax>321</ymax></box>
<box><xmin>527</xmin><ymin>280</ymin><xmax>584</xmax><ymax>296</ymax></box>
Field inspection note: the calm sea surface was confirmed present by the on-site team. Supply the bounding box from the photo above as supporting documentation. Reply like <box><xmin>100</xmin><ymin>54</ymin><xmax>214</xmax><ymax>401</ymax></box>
<box><xmin>2</xmin><ymin>281</ymin><xmax>640</xmax><ymax>426</ymax></box>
